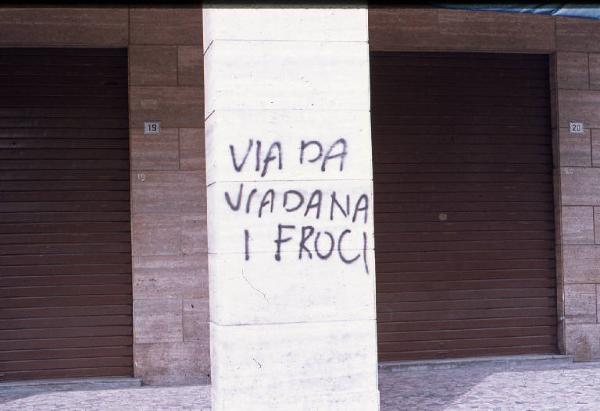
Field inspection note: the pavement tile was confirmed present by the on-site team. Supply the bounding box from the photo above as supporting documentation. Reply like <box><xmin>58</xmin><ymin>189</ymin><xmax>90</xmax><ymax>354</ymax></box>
<box><xmin>2</xmin><ymin>361</ymin><xmax>600</xmax><ymax>410</ymax></box>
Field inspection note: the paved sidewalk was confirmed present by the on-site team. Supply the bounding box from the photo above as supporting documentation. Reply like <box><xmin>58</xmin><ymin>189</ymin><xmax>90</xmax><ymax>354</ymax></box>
<box><xmin>379</xmin><ymin>359</ymin><xmax>600</xmax><ymax>410</ymax></box>
<box><xmin>2</xmin><ymin>358</ymin><xmax>600</xmax><ymax>410</ymax></box>
<box><xmin>0</xmin><ymin>384</ymin><xmax>210</xmax><ymax>411</ymax></box>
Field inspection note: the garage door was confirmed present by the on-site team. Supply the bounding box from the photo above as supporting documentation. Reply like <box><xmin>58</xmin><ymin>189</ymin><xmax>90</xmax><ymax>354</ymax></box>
<box><xmin>372</xmin><ymin>52</ymin><xmax>557</xmax><ymax>361</ymax></box>
<box><xmin>0</xmin><ymin>48</ymin><xmax>132</xmax><ymax>380</ymax></box>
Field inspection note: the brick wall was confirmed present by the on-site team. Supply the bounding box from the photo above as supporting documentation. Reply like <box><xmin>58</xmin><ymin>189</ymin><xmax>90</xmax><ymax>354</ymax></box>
<box><xmin>0</xmin><ymin>5</ymin><xmax>208</xmax><ymax>385</ymax></box>
<box><xmin>369</xmin><ymin>7</ymin><xmax>600</xmax><ymax>360</ymax></box>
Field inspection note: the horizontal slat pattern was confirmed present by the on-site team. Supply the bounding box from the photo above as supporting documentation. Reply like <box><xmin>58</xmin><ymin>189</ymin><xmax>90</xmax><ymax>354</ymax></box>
<box><xmin>0</xmin><ymin>48</ymin><xmax>132</xmax><ymax>381</ymax></box>
<box><xmin>372</xmin><ymin>52</ymin><xmax>557</xmax><ymax>361</ymax></box>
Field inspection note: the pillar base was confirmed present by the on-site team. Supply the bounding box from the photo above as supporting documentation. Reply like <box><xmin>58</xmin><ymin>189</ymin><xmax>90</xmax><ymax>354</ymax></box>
<box><xmin>211</xmin><ymin>386</ymin><xmax>380</xmax><ymax>411</ymax></box>
<box><xmin>210</xmin><ymin>321</ymin><xmax>380</xmax><ymax>411</ymax></box>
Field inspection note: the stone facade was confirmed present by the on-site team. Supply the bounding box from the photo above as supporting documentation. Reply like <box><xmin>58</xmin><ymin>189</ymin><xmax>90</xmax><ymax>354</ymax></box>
<box><xmin>554</xmin><ymin>19</ymin><xmax>600</xmax><ymax>361</ymax></box>
<box><xmin>369</xmin><ymin>7</ymin><xmax>600</xmax><ymax>360</ymax></box>
<box><xmin>204</xmin><ymin>8</ymin><xmax>378</xmax><ymax>410</ymax></box>
<box><xmin>129</xmin><ymin>8</ymin><xmax>209</xmax><ymax>384</ymax></box>
<box><xmin>0</xmin><ymin>6</ymin><xmax>208</xmax><ymax>385</ymax></box>
<box><xmin>1</xmin><ymin>4</ymin><xmax>600</xmax><ymax>388</ymax></box>
<box><xmin>128</xmin><ymin>7</ymin><xmax>207</xmax><ymax>385</ymax></box>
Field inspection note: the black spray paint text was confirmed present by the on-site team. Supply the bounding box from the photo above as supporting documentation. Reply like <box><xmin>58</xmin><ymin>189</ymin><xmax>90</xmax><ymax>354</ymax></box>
<box><xmin>229</xmin><ymin>138</ymin><xmax>348</xmax><ymax>176</ymax></box>
<box><xmin>225</xmin><ymin>138</ymin><xmax>370</xmax><ymax>273</ymax></box>
<box><xmin>225</xmin><ymin>184</ymin><xmax>369</xmax><ymax>223</ymax></box>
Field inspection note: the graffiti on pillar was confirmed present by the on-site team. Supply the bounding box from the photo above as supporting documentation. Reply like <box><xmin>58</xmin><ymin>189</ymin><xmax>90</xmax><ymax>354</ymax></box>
<box><xmin>223</xmin><ymin>138</ymin><xmax>371</xmax><ymax>274</ymax></box>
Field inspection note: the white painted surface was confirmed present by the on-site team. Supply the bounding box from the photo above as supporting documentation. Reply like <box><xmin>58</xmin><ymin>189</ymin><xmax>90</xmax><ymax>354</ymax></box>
<box><xmin>204</xmin><ymin>40</ymin><xmax>370</xmax><ymax>113</ymax></box>
<box><xmin>569</xmin><ymin>121</ymin><xmax>585</xmax><ymax>134</ymax></box>
<box><xmin>209</xmin><ymin>250</ymin><xmax>376</xmax><ymax>325</ymax></box>
<box><xmin>143</xmin><ymin>121</ymin><xmax>161</xmax><ymax>135</ymax></box>
<box><xmin>202</xmin><ymin>7</ymin><xmax>368</xmax><ymax>47</ymax></box>
<box><xmin>205</xmin><ymin>110</ymin><xmax>373</xmax><ymax>184</ymax></box>
<box><xmin>204</xmin><ymin>7</ymin><xmax>379</xmax><ymax>410</ymax></box>
<box><xmin>210</xmin><ymin>321</ymin><xmax>379</xmax><ymax>410</ymax></box>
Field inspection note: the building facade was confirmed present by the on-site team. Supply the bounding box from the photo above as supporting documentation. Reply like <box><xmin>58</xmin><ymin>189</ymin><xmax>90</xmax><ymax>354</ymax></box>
<box><xmin>1</xmin><ymin>3</ymin><xmax>600</xmax><ymax>408</ymax></box>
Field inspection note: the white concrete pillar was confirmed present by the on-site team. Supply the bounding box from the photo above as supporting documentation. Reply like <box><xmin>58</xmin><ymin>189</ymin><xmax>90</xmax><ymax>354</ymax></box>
<box><xmin>203</xmin><ymin>6</ymin><xmax>379</xmax><ymax>410</ymax></box>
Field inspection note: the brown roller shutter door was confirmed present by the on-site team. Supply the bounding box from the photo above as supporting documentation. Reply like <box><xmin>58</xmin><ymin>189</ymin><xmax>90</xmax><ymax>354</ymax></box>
<box><xmin>0</xmin><ymin>48</ymin><xmax>132</xmax><ymax>380</ymax></box>
<box><xmin>372</xmin><ymin>52</ymin><xmax>558</xmax><ymax>361</ymax></box>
